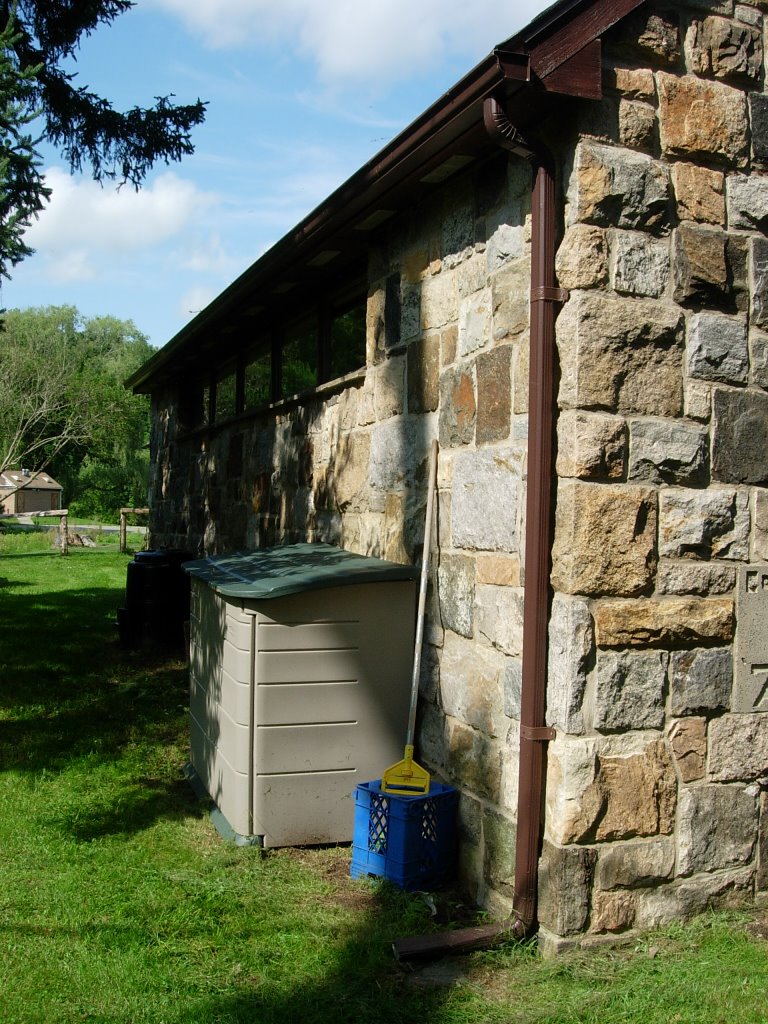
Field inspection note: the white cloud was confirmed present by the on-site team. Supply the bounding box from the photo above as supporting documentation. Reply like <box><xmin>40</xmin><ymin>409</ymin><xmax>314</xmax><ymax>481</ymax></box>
<box><xmin>181</xmin><ymin>233</ymin><xmax>240</xmax><ymax>274</ymax></box>
<box><xmin>24</xmin><ymin>167</ymin><xmax>219</xmax><ymax>280</ymax></box>
<box><xmin>152</xmin><ymin>0</ymin><xmax>550</xmax><ymax>88</ymax></box>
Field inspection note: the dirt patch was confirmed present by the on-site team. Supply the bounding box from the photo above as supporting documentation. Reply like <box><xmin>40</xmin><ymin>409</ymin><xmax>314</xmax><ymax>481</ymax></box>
<box><xmin>744</xmin><ymin>911</ymin><xmax>768</xmax><ymax>941</ymax></box>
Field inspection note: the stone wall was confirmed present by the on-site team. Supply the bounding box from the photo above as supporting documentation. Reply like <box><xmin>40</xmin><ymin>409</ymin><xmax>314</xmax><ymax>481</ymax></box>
<box><xmin>539</xmin><ymin>0</ymin><xmax>768</xmax><ymax>951</ymax></box>
<box><xmin>148</xmin><ymin>151</ymin><xmax>533</xmax><ymax>909</ymax></box>
<box><xmin>147</xmin><ymin>0</ymin><xmax>768</xmax><ymax>941</ymax></box>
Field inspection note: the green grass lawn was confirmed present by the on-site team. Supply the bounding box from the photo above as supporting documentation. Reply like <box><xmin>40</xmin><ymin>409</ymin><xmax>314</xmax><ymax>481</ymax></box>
<box><xmin>1</xmin><ymin>538</ymin><xmax>768</xmax><ymax>1023</ymax></box>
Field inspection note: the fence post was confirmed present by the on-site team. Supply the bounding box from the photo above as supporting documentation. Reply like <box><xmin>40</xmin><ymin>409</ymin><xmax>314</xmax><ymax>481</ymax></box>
<box><xmin>119</xmin><ymin>507</ymin><xmax>149</xmax><ymax>553</ymax></box>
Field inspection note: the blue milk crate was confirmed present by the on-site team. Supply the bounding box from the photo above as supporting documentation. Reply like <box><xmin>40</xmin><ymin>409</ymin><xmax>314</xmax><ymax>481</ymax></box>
<box><xmin>350</xmin><ymin>779</ymin><xmax>458</xmax><ymax>891</ymax></box>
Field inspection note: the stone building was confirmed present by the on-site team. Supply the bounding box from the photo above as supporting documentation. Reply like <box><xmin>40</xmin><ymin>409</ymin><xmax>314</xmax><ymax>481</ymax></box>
<box><xmin>127</xmin><ymin>0</ymin><xmax>768</xmax><ymax>951</ymax></box>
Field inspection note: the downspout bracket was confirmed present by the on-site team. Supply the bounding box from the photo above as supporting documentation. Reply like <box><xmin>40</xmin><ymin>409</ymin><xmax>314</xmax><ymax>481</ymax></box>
<box><xmin>520</xmin><ymin>724</ymin><xmax>556</xmax><ymax>743</ymax></box>
<box><xmin>531</xmin><ymin>285</ymin><xmax>569</xmax><ymax>305</ymax></box>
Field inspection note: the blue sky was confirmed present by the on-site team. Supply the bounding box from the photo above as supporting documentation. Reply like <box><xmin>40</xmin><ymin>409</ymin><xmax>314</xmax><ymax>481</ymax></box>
<box><xmin>3</xmin><ymin>0</ymin><xmax>552</xmax><ymax>349</ymax></box>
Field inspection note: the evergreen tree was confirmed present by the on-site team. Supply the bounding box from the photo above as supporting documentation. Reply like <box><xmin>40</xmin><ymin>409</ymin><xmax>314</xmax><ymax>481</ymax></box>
<box><xmin>0</xmin><ymin>0</ymin><xmax>206</xmax><ymax>277</ymax></box>
<box><xmin>0</xmin><ymin>15</ymin><xmax>50</xmax><ymax>277</ymax></box>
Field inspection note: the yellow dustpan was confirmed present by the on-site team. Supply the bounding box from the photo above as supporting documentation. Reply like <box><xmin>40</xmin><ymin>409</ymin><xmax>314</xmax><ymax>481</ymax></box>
<box><xmin>381</xmin><ymin>439</ymin><xmax>438</xmax><ymax>796</ymax></box>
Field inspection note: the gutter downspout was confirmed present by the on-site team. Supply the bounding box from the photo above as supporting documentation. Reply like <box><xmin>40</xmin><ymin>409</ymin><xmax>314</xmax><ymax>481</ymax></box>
<box><xmin>482</xmin><ymin>95</ymin><xmax>568</xmax><ymax>934</ymax></box>
<box><xmin>505</xmin><ymin>112</ymin><xmax>566</xmax><ymax>934</ymax></box>
<box><xmin>393</xmin><ymin>96</ymin><xmax>566</xmax><ymax>961</ymax></box>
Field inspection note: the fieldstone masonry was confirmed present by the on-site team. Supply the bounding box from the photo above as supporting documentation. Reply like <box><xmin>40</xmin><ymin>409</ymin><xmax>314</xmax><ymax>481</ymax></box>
<box><xmin>144</xmin><ymin>0</ymin><xmax>768</xmax><ymax>949</ymax></box>
<box><xmin>541</xmin><ymin>0</ymin><xmax>768</xmax><ymax>952</ymax></box>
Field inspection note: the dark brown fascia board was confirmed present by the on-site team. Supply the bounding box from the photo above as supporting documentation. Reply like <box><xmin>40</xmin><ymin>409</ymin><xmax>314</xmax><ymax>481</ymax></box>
<box><xmin>126</xmin><ymin>0</ymin><xmax>645</xmax><ymax>395</ymax></box>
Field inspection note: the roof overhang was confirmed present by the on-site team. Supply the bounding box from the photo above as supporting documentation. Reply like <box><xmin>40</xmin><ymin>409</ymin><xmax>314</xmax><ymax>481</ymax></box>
<box><xmin>127</xmin><ymin>0</ymin><xmax>645</xmax><ymax>395</ymax></box>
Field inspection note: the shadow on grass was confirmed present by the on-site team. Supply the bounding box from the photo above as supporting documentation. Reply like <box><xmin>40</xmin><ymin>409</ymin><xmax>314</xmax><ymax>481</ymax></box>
<box><xmin>0</xmin><ymin>552</ymin><xmax>195</xmax><ymax>839</ymax></box>
<box><xmin>169</xmin><ymin>876</ymin><xmax>467</xmax><ymax>1024</ymax></box>
<box><xmin>52</xmin><ymin>775</ymin><xmax>205</xmax><ymax>841</ymax></box>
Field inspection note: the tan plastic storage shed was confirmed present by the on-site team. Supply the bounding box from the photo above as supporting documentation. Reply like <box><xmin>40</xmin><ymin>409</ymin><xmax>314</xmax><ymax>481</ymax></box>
<box><xmin>184</xmin><ymin>544</ymin><xmax>419</xmax><ymax>848</ymax></box>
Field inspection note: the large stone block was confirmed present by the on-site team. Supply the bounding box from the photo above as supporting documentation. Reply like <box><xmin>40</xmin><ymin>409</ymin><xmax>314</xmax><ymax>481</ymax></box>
<box><xmin>537</xmin><ymin>842</ymin><xmax>596</xmax><ymax>936</ymax></box>
<box><xmin>456</xmin><ymin>249</ymin><xmax>487</xmax><ymax>299</ymax></box>
<box><xmin>476</xmin><ymin>583</ymin><xmax>524</xmax><ymax>657</ymax></box>
<box><xmin>611</xmin><ymin>231</ymin><xmax>670</xmax><ymax>297</ymax></box>
<box><xmin>628</xmin><ymin>419</ymin><xmax>709</xmax><ymax>486</ymax></box>
<box><xmin>324</xmin><ymin>431</ymin><xmax>370</xmax><ymax>512</ymax></box>
<box><xmin>634</xmin><ymin>868</ymin><xmax>754</xmax><ymax>931</ymax></box>
<box><xmin>594</xmin><ymin>839</ymin><xmax>675</xmax><ymax>891</ymax></box>
<box><xmin>446</xmin><ymin>717</ymin><xmax>502</xmax><ymax>802</ymax></box>
<box><xmin>551</xmin><ymin>482</ymin><xmax>657</xmax><ymax>597</ymax></box>
<box><xmin>476</xmin><ymin>345</ymin><xmax>511</xmax><ymax>443</ymax></box>
<box><xmin>752</xmin><ymin>331</ymin><xmax>768</xmax><ymax>390</ymax></box>
<box><xmin>451</xmin><ymin>447</ymin><xmax>521</xmax><ymax>552</ymax></box>
<box><xmin>420</xmin><ymin>268</ymin><xmax>457</xmax><ymax>330</ymax></box>
<box><xmin>407</xmin><ymin>334</ymin><xmax>439</xmax><ymax>414</ymax></box>
<box><xmin>712</xmin><ymin>387</ymin><xmax>768</xmax><ymax>484</ymax></box>
<box><xmin>687</xmin><ymin>312</ymin><xmax>749</xmax><ymax>385</ymax></box>
<box><xmin>437</xmin><ymin>553</ymin><xmax>475</xmax><ymax>638</ymax></box>
<box><xmin>368</xmin><ymin>418</ymin><xmax>433</xmax><ymax>500</ymax></box>
<box><xmin>557</xmin><ymin>292</ymin><xmax>684</xmax><ymax>415</ymax></box>
<box><xmin>709</xmin><ymin>713</ymin><xmax>768</xmax><ymax>781</ymax></box>
<box><xmin>659</xmin><ymin>487</ymin><xmax>750</xmax><ymax>560</ymax></box>
<box><xmin>486</xmin><ymin>211</ymin><xmax>527</xmax><ymax>274</ymax></box>
<box><xmin>656</xmin><ymin>561</ymin><xmax>737</xmax><ymax>596</ymax></box>
<box><xmin>483</xmin><ymin>808</ymin><xmax>516</xmax><ymax>896</ymax></box>
<box><xmin>604</xmin><ymin>66</ymin><xmax>655</xmax><ymax>100</ymax></box>
<box><xmin>686</xmin><ymin>16</ymin><xmax>763</xmax><ymax>84</ymax></box>
<box><xmin>440</xmin><ymin>630</ymin><xmax>507</xmax><ymax>738</ymax></box>
<box><xmin>556</xmin><ymin>411</ymin><xmax>627</xmax><ymax>481</ymax></box>
<box><xmin>608</xmin><ymin>10</ymin><xmax>681</xmax><ymax>67</ymax></box>
<box><xmin>672</xmin><ymin>162</ymin><xmax>725</xmax><ymax>226</ymax></box>
<box><xmin>547</xmin><ymin>737</ymin><xmax>677</xmax><ymax>845</ymax></box>
<box><xmin>758</xmin><ymin>791</ymin><xmax>768</xmax><ymax>892</ymax></box>
<box><xmin>373</xmin><ymin>355</ymin><xmax>406</xmax><ymax>420</ymax></box>
<box><xmin>594</xmin><ymin>597</ymin><xmax>734</xmax><ymax>648</ymax></box>
<box><xmin>618</xmin><ymin>99</ymin><xmax>657</xmax><ymax>153</ymax></box>
<box><xmin>751</xmin><ymin>238</ymin><xmax>768</xmax><ymax>329</ymax></box>
<box><xmin>566</xmin><ymin>140</ymin><xmax>672</xmax><ymax>232</ymax></box>
<box><xmin>458</xmin><ymin>288</ymin><xmax>492</xmax><ymax>358</ymax></box>
<box><xmin>547</xmin><ymin>594</ymin><xmax>593</xmax><ymax>735</ymax></box>
<box><xmin>442</xmin><ymin>191</ymin><xmax>474</xmax><ymax>259</ymax></box>
<box><xmin>591</xmin><ymin>891</ymin><xmax>636</xmax><ymax>933</ymax></box>
<box><xmin>728</xmin><ymin>175</ymin><xmax>768</xmax><ymax>234</ymax></box>
<box><xmin>555</xmin><ymin>224</ymin><xmax>609</xmax><ymax>290</ymax></box>
<box><xmin>476</xmin><ymin>553</ymin><xmax>520</xmax><ymax>587</ymax></box>
<box><xmin>678</xmin><ymin>784</ymin><xmax>758</xmax><ymax>875</ymax></box>
<box><xmin>670</xmin><ymin>648</ymin><xmax>733</xmax><ymax>715</ymax></box>
<box><xmin>750</xmin><ymin>93</ymin><xmax>768</xmax><ymax>165</ymax></box>
<box><xmin>592</xmin><ymin>740</ymin><xmax>677</xmax><ymax>843</ymax></box>
<box><xmin>755</xmin><ymin>489</ymin><xmax>768</xmax><ymax>561</ymax></box>
<box><xmin>438</xmin><ymin>365</ymin><xmax>476</xmax><ymax>447</ymax></box>
<box><xmin>657</xmin><ymin>72</ymin><xmax>749</xmax><ymax>167</ymax></box>
<box><xmin>668</xmin><ymin>716</ymin><xmax>707</xmax><ymax>783</ymax></box>
<box><xmin>491</xmin><ymin>258</ymin><xmax>530</xmax><ymax>341</ymax></box>
<box><xmin>673</xmin><ymin>224</ymin><xmax>731</xmax><ymax>307</ymax></box>
<box><xmin>503</xmin><ymin>657</ymin><xmax>522</xmax><ymax>719</ymax></box>
<box><xmin>595</xmin><ymin>650</ymin><xmax>668</xmax><ymax>731</ymax></box>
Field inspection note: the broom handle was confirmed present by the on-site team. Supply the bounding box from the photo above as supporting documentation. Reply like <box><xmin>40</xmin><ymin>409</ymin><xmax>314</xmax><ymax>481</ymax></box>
<box><xmin>406</xmin><ymin>438</ymin><xmax>438</xmax><ymax>749</ymax></box>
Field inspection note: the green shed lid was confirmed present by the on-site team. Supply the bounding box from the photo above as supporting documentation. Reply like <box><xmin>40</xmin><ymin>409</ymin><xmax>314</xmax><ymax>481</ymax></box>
<box><xmin>182</xmin><ymin>543</ymin><xmax>419</xmax><ymax>599</ymax></box>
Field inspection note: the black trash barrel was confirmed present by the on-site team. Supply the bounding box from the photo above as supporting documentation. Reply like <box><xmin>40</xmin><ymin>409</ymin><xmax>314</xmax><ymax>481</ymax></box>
<box><xmin>120</xmin><ymin>549</ymin><xmax>192</xmax><ymax>649</ymax></box>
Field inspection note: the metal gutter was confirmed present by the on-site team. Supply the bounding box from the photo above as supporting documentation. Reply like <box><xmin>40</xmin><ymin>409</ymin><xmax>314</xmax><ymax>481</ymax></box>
<box><xmin>392</xmin><ymin>101</ymin><xmax>566</xmax><ymax>961</ymax></box>
<box><xmin>127</xmin><ymin>0</ymin><xmax>645</xmax><ymax>394</ymax></box>
<box><xmin>515</xmin><ymin>136</ymin><xmax>566</xmax><ymax>932</ymax></box>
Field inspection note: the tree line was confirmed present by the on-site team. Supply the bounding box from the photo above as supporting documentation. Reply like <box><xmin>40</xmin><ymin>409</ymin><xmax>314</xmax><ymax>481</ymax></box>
<box><xmin>0</xmin><ymin>305</ymin><xmax>153</xmax><ymax>520</ymax></box>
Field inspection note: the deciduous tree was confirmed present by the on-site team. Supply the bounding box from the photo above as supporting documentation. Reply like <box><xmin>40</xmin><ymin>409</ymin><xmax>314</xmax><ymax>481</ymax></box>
<box><xmin>0</xmin><ymin>306</ymin><xmax>153</xmax><ymax>517</ymax></box>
